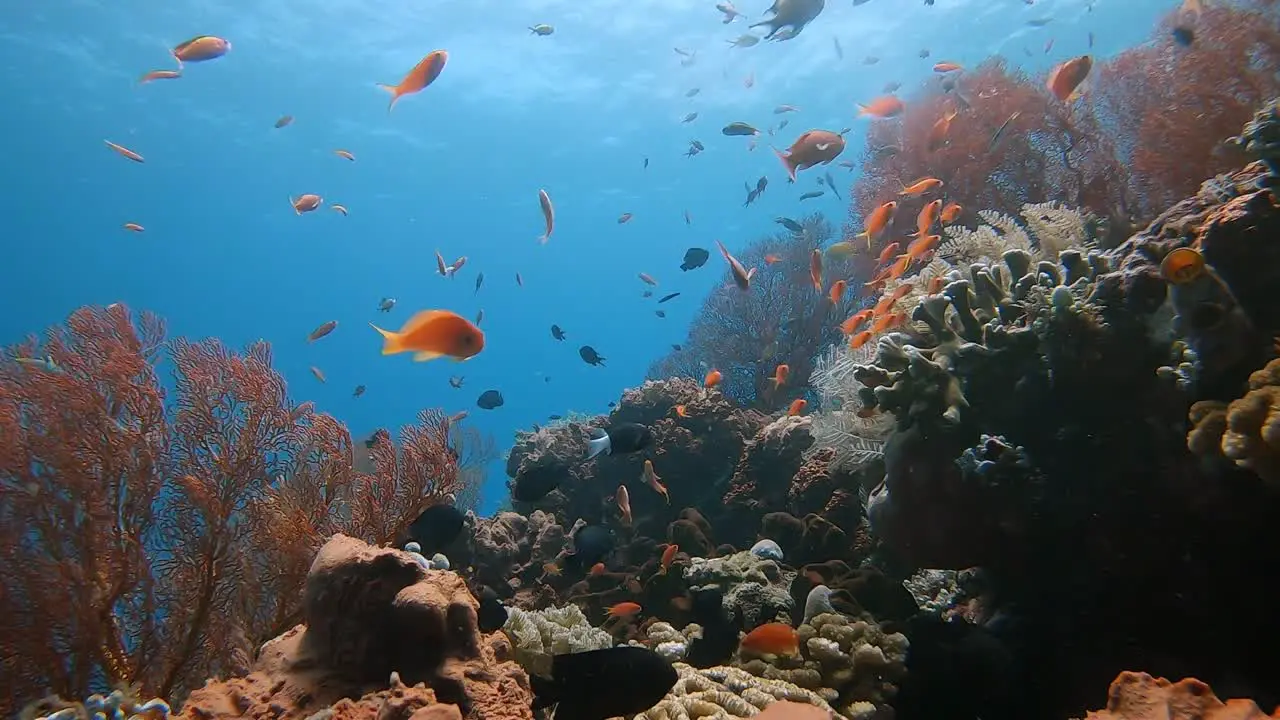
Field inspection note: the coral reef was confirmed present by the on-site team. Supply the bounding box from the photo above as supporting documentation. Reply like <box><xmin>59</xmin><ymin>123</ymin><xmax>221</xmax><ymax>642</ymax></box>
<box><xmin>1084</xmin><ymin>672</ymin><xmax>1279</xmax><ymax>720</ymax></box>
<box><xmin>636</xmin><ymin>664</ymin><xmax>847</xmax><ymax>720</ymax></box>
<box><xmin>684</xmin><ymin>550</ymin><xmax>797</xmax><ymax>628</ymax></box>
<box><xmin>502</xmin><ymin>605</ymin><xmax>614</xmax><ymax>677</ymax></box>
<box><xmin>172</xmin><ymin>534</ymin><xmax>531</xmax><ymax>720</ymax></box>
<box><xmin>1188</xmin><ymin>357</ymin><xmax>1280</xmax><ymax>486</ymax></box>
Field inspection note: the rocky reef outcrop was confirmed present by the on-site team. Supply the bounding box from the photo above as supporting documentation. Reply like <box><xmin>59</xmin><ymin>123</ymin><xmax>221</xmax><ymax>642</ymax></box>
<box><xmin>173</xmin><ymin>535</ymin><xmax>532</xmax><ymax>720</ymax></box>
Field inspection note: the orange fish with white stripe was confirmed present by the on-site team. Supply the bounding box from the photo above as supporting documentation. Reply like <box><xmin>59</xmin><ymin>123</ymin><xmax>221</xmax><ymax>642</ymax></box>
<box><xmin>775</xmin><ymin>130</ymin><xmax>846</xmax><ymax>181</ymax></box>
<box><xmin>378</xmin><ymin>50</ymin><xmax>448</xmax><ymax>111</ymax></box>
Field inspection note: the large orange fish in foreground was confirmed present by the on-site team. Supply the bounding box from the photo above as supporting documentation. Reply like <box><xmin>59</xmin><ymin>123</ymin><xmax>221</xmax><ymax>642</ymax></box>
<box><xmin>1047</xmin><ymin>55</ymin><xmax>1092</xmax><ymax>102</ymax></box>
<box><xmin>369</xmin><ymin>309</ymin><xmax>485</xmax><ymax>362</ymax></box>
<box><xmin>378</xmin><ymin>50</ymin><xmax>448</xmax><ymax>111</ymax></box>
<box><xmin>172</xmin><ymin>36</ymin><xmax>231</xmax><ymax>67</ymax></box>
<box><xmin>774</xmin><ymin>130</ymin><xmax>846</xmax><ymax>181</ymax></box>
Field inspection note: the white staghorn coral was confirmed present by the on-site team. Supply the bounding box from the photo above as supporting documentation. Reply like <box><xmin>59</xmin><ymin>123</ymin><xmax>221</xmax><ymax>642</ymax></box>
<box><xmin>807</xmin><ymin>343</ymin><xmax>891</xmax><ymax>464</ymax></box>
<box><xmin>1019</xmin><ymin>201</ymin><xmax>1096</xmax><ymax>259</ymax></box>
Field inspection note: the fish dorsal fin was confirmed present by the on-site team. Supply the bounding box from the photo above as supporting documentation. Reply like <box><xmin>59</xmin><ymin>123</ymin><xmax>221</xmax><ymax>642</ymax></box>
<box><xmin>402</xmin><ymin>309</ymin><xmax>449</xmax><ymax>333</ymax></box>
<box><xmin>414</xmin><ymin>351</ymin><xmax>444</xmax><ymax>362</ymax></box>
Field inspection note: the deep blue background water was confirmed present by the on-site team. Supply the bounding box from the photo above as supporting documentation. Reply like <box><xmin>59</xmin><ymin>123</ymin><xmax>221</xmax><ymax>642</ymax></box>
<box><xmin>0</xmin><ymin>0</ymin><xmax>1172</xmax><ymax>513</ymax></box>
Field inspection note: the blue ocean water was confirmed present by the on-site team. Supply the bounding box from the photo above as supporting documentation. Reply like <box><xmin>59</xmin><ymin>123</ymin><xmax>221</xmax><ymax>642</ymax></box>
<box><xmin>0</xmin><ymin>0</ymin><xmax>1172</xmax><ymax>513</ymax></box>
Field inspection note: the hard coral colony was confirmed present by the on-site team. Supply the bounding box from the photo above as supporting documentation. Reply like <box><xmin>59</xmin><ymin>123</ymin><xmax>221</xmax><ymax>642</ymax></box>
<box><xmin>7</xmin><ymin>3</ymin><xmax>1280</xmax><ymax>720</ymax></box>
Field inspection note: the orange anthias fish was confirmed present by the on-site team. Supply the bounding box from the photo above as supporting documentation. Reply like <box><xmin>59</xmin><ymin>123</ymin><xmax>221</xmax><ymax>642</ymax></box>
<box><xmin>741</xmin><ymin>622</ymin><xmax>800</xmax><ymax>656</ymax></box>
<box><xmin>857</xmin><ymin>95</ymin><xmax>906</xmax><ymax>118</ymax></box>
<box><xmin>172</xmin><ymin>36</ymin><xmax>231</xmax><ymax>67</ymax></box>
<box><xmin>590</xmin><ymin>562</ymin><xmax>607</xmax><ymax>577</ymax></box>
<box><xmin>659</xmin><ymin>543</ymin><xmax>679</xmax><ymax>574</ymax></box>
<box><xmin>334</xmin><ymin>149</ymin><xmax>356</xmax><ymax>161</ymax></box>
<box><xmin>915</xmin><ymin>199</ymin><xmax>943</xmax><ymax>237</ymax></box>
<box><xmin>900</xmin><ymin>177</ymin><xmax>944</xmax><ymax>196</ymax></box>
<box><xmin>928</xmin><ymin>276</ymin><xmax>947</xmax><ymax>294</ymax></box>
<box><xmin>870</xmin><ymin>311</ymin><xmax>904</xmax><ymax>334</ymax></box>
<box><xmin>139</xmin><ymin>69</ymin><xmax>181</xmax><ymax>83</ymax></box>
<box><xmin>773</xmin><ymin>364</ymin><xmax>790</xmax><ymax>388</ymax></box>
<box><xmin>1047</xmin><ymin>55</ymin><xmax>1093</xmax><ymax>102</ymax></box>
<box><xmin>537</xmin><ymin>189</ymin><xmax>555</xmax><ymax>244</ymax></box>
<box><xmin>940</xmin><ymin>201</ymin><xmax>963</xmax><ymax>223</ymax></box>
<box><xmin>787</xmin><ymin>399</ymin><xmax>807</xmax><ymax>416</ymax></box>
<box><xmin>104</xmin><ymin>140</ymin><xmax>145</xmax><ymax>163</ymax></box>
<box><xmin>933</xmin><ymin>61</ymin><xmax>963</xmax><ymax>73</ymax></box>
<box><xmin>673</xmin><ymin>404</ymin><xmax>689</xmax><ymax>418</ymax></box>
<box><xmin>902</xmin><ymin>234</ymin><xmax>942</xmax><ymax>262</ymax></box>
<box><xmin>809</xmin><ymin>249</ymin><xmax>823</xmax><ymax>291</ymax></box>
<box><xmin>369</xmin><ymin>310</ymin><xmax>485</xmax><ymax>362</ymax></box>
<box><xmin>774</xmin><ymin>129</ymin><xmax>846</xmax><ymax>181</ymax></box>
<box><xmin>616</xmin><ymin>485</ymin><xmax>632</xmax><ymax>527</ymax></box>
<box><xmin>856</xmin><ymin>201</ymin><xmax>898</xmax><ymax>248</ymax></box>
<box><xmin>639</xmin><ymin>272</ymin><xmax>659</xmax><ymax>286</ymax></box>
<box><xmin>290</xmin><ymin>194</ymin><xmax>322</xmax><ymax>214</ymax></box>
<box><xmin>607</xmin><ymin>602</ymin><xmax>642</xmax><ymax>618</ymax></box>
<box><xmin>876</xmin><ymin>242</ymin><xmax>901</xmax><ymax>267</ymax></box>
<box><xmin>849</xmin><ymin>330</ymin><xmax>874</xmax><ymax>350</ymax></box>
<box><xmin>378</xmin><ymin>50</ymin><xmax>448</xmax><ymax>111</ymax></box>
<box><xmin>828</xmin><ymin>280</ymin><xmax>847</xmax><ymax>305</ymax></box>
<box><xmin>841</xmin><ymin>309</ymin><xmax>873</xmax><ymax>335</ymax></box>
<box><xmin>887</xmin><ymin>254</ymin><xmax>914</xmax><ymax>280</ymax></box>
<box><xmin>643</xmin><ymin>460</ymin><xmax>669</xmax><ymax>504</ymax></box>
<box><xmin>704</xmin><ymin>369</ymin><xmax>723</xmax><ymax>388</ymax></box>
<box><xmin>927</xmin><ymin>111</ymin><xmax>959</xmax><ymax>152</ymax></box>
<box><xmin>764</xmin><ymin>254</ymin><xmax>782</xmax><ymax>265</ymax></box>
<box><xmin>716</xmin><ymin>240</ymin><xmax>753</xmax><ymax>291</ymax></box>
<box><xmin>308</xmin><ymin>320</ymin><xmax>338</xmax><ymax>342</ymax></box>
<box><xmin>123</xmin><ymin>223</ymin><xmax>144</xmax><ymax>232</ymax></box>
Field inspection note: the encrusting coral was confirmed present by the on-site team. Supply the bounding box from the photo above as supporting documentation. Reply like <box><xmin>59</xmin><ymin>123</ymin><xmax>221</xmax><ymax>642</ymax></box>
<box><xmin>1188</xmin><ymin>357</ymin><xmax>1280</xmax><ymax>486</ymax></box>
<box><xmin>636</xmin><ymin>664</ymin><xmax>849</xmax><ymax>720</ymax></box>
<box><xmin>502</xmin><ymin>604</ymin><xmax>614</xmax><ymax>677</ymax></box>
<box><xmin>683</xmin><ymin>550</ymin><xmax>797</xmax><ymax>628</ymax></box>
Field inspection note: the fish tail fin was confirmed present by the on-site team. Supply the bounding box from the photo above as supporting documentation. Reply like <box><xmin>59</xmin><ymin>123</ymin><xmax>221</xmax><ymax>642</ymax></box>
<box><xmin>377</xmin><ymin>83</ymin><xmax>402</xmax><ymax>112</ymax></box>
<box><xmin>288</xmin><ymin>196</ymin><xmax>299</xmax><ymax>215</ymax></box>
<box><xmin>586</xmin><ymin>431</ymin><xmax>611</xmax><ymax>459</ymax></box>
<box><xmin>369</xmin><ymin>323</ymin><xmax>403</xmax><ymax>355</ymax></box>
<box><xmin>772</xmin><ymin>147</ymin><xmax>798</xmax><ymax>181</ymax></box>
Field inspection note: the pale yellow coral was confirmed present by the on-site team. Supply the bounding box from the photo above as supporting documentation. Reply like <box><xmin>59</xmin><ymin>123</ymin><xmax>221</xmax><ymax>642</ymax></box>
<box><xmin>1187</xmin><ymin>358</ymin><xmax>1280</xmax><ymax>485</ymax></box>
<box><xmin>636</xmin><ymin>664</ymin><xmax>847</xmax><ymax>720</ymax></box>
<box><xmin>503</xmin><ymin>605</ymin><xmax>614</xmax><ymax>677</ymax></box>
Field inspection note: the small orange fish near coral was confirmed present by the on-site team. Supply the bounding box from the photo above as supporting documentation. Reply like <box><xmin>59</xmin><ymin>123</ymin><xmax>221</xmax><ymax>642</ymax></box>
<box><xmin>928</xmin><ymin>276</ymin><xmax>947</xmax><ymax>294</ymax></box>
<box><xmin>764</xmin><ymin>254</ymin><xmax>782</xmax><ymax>265</ymax></box>
<box><xmin>915</xmin><ymin>199</ymin><xmax>943</xmax><ymax>237</ymax></box>
<box><xmin>590</xmin><ymin>562</ymin><xmax>606</xmax><ymax>577</ymax></box>
<box><xmin>104</xmin><ymin>140</ymin><xmax>145</xmax><ymax>163</ymax></box>
<box><xmin>290</xmin><ymin>194</ymin><xmax>322</xmax><ymax>214</ymax></box>
<box><xmin>369</xmin><ymin>310</ymin><xmax>485</xmax><ymax>362</ymax></box>
<box><xmin>787</xmin><ymin>399</ymin><xmax>807</xmax><ymax>416</ymax></box>
<box><xmin>933</xmin><ymin>61</ymin><xmax>963</xmax><ymax>73</ymax></box>
<box><xmin>123</xmin><ymin>223</ymin><xmax>144</xmax><ymax>232</ymax></box>
<box><xmin>741</xmin><ymin>622</ymin><xmax>800</xmax><ymax>656</ymax></box>
<box><xmin>927</xmin><ymin>111</ymin><xmax>958</xmax><ymax>152</ymax></box>
<box><xmin>378</xmin><ymin>50</ymin><xmax>448</xmax><ymax>111</ymax></box>
<box><xmin>773</xmin><ymin>364</ymin><xmax>790</xmax><ymax>388</ymax></box>
<box><xmin>1161</xmin><ymin>247</ymin><xmax>1206</xmax><ymax>284</ymax></box>
<box><xmin>660</xmin><ymin>543</ymin><xmax>679</xmax><ymax>575</ymax></box>
<box><xmin>900</xmin><ymin>177</ymin><xmax>944</xmax><ymax>196</ymax></box>
<box><xmin>940</xmin><ymin>201</ymin><xmax>963</xmax><ymax>224</ymax></box>
<box><xmin>857</xmin><ymin>201</ymin><xmax>898</xmax><ymax>248</ymax></box>
<box><xmin>841</xmin><ymin>309</ymin><xmax>873</xmax><ymax>335</ymax></box>
<box><xmin>809</xmin><ymin>249</ymin><xmax>823</xmax><ymax>291</ymax></box>
<box><xmin>876</xmin><ymin>242</ymin><xmax>901</xmax><ymax>267</ymax></box>
<box><xmin>1047</xmin><ymin>55</ymin><xmax>1092</xmax><ymax>102</ymax></box>
<box><xmin>139</xmin><ymin>69</ymin><xmax>181</xmax><ymax>83</ymax></box>
<box><xmin>309</xmin><ymin>366</ymin><xmax>326</xmax><ymax>383</ymax></box>
<box><xmin>334</xmin><ymin>149</ymin><xmax>356</xmax><ymax>161</ymax></box>
<box><xmin>172</xmin><ymin>35</ymin><xmax>231</xmax><ymax>66</ymax></box>
<box><xmin>857</xmin><ymin>95</ymin><xmax>905</xmax><ymax>118</ymax></box>
<box><xmin>643</xmin><ymin>460</ymin><xmax>669</xmax><ymax>504</ymax></box>
<box><xmin>674</xmin><ymin>404</ymin><xmax>689</xmax><ymax>418</ymax></box>
<box><xmin>704</xmin><ymin>369</ymin><xmax>722</xmax><ymax>388</ymax></box>
<box><xmin>828</xmin><ymin>280</ymin><xmax>847</xmax><ymax>305</ymax></box>
<box><xmin>607</xmin><ymin>602</ymin><xmax>642</xmax><ymax>618</ymax></box>
<box><xmin>849</xmin><ymin>330</ymin><xmax>874</xmax><ymax>350</ymax></box>
<box><xmin>616</xmin><ymin>484</ymin><xmax>632</xmax><ymax>526</ymax></box>
<box><xmin>755</xmin><ymin>701</ymin><xmax>833</xmax><ymax>720</ymax></box>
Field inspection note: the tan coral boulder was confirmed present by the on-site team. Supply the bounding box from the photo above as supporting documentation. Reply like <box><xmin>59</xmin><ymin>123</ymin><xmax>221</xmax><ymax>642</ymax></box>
<box><xmin>178</xmin><ymin>534</ymin><xmax>532</xmax><ymax>720</ymax></box>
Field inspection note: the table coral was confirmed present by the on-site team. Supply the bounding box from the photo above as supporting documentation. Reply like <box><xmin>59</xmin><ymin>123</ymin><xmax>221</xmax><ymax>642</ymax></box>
<box><xmin>502</xmin><ymin>604</ymin><xmax>614</xmax><ymax>677</ymax></box>
<box><xmin>1187</xmin><ymin>357</ymin><xmax>1280</xmax><ymax>486</ymax></box>
<box><xmin>636</xmin><ymin>664</ymin><xmax>850</xmax><ymax>720</ymax></box>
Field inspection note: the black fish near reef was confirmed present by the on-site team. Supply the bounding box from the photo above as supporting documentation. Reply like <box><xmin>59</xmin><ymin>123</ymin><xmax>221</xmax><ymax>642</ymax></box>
<box><xmin>1172</xmin><ymin>25</ymin><xmax>1194</xmax><ymax>46</ymax></box>
<box><xmin>531</xmin><ymin>646</ymin><xmax>677</xmax><ymax>720</ymax></box>
<box><xmin>477</xmin><ymin>389</ymin><xmax>504</xmax><ymax>409</ymax></box>
<box><xmin>684</xmin><ymin>586</ymin><xmax>739</xmax><ymax>668</ymax></box>
<box><xmin>551</xmin><ymin>324</ymin><xmax>567</xmax><ymax>340</ymax></box>
<box><xmin>512</xmin><ymin>460</ymin><xmax>569</xmax><ymax>502</ymax></box>
<box><xmin>680</xmin><ymin>247</ymin><xmax>709</xmax><ymax>271</ymax></box>
<box><xmin>570</xmin><ymin>525</ymin><xmax>614</xmax><ymax>568</ymax></box>
<box><xmin>363</xmin><ymin>428</ymin><xmax>389</xmax><ymax>449</ymax></box>
<box><xmin>475</xmin><ymin>585</ymin><xmax>509</xmax><ymax>633</ymax></box>
<box><xmin>658</xmin><ymin>292</ymin><xmax>680</xmax><ymax>303</ymax></box>
<box><xmin>586</xmin><ymin>422</ymin><xmax>652</xmax><ymax>459</ymax></box>
<box><xmin>580</xmin><ymin>345</ymin><xmax>606</xmax><ymax>366</ymax></box>
<box><xmin>407</xmin><ymin>503</ymin><xmax>465</xmax><ymax>555</ymax></box>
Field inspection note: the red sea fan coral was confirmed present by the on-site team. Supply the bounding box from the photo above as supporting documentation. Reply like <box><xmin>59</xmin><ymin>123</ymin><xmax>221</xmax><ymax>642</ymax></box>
<box><xmin>851</xmin><ymin>58</ymin><xmax>1131</xmax><ymax>242</ymax></box>
<box><xmin>0</xmin><ymin>304</ymin><xmax>476</xmax><ymax>711</ymax></box>
<box><xmin>647</xmin><ymin>215</ymin><xmax>856</xmax><ymax>409</ymax></box>
<box><xmin>1088</xmin><ymin>0</ymin><xmax>1280</xmax><ymax>218</ymax></box>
